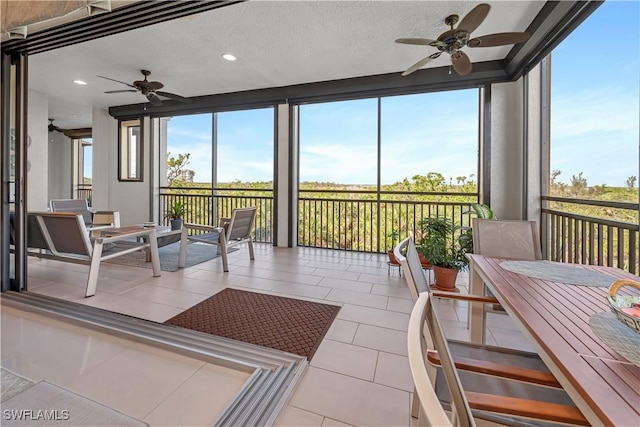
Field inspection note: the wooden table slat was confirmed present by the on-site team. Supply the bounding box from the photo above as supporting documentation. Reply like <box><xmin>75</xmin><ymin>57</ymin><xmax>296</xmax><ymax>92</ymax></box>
<box><xmin>468</xmin><ymin>255</ymin><xmax>640</xmax><ymax>427</ymax></box>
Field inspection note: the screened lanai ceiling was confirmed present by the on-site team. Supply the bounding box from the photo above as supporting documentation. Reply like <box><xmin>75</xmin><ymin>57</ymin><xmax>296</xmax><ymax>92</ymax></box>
<box><xmin>22</xmin><ymin>0</ymin><xmax>585</xmax><ymax>129</ymax></box>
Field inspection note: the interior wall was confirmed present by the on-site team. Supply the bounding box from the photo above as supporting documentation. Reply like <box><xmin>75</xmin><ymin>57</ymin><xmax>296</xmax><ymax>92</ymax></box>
<box><xmin>47</xmin><ymin>131</ymin><xmax>72</xmax><ymax>200</ymax></box>
<box><xmin>27</xmin><ymin>90</ymin><xmax>48</xmax><ymax>210</ymax></box>
<box><xmin>92</xmin><ymin>109</ymin><xmax>151</xmax><ymax>224</ymax></box>
<box><xmin>489</xmin><ymin>79</ymin><xmax>524</xmax><ymax>220</ymax></box>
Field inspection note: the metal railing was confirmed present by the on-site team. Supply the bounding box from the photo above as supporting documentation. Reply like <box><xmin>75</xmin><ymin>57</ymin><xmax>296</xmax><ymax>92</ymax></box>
<box><xmin>542</xmin><ymin>196</ymin><xmax>639</xmax><ymax>274</ymax></box>
<box><xmin>298</xmin><ymin>189</ymin><xmax>478</xmax><ymax>253</ymax></box>
<box><xmin>159</xmin><ymin>187</ymin><xmax>274</xmax><ymax>243</ymax></box>
<box><xmin>77</xmin><ymin>185</ymin><xmax>92</xmax><ymax>205</ymax></box>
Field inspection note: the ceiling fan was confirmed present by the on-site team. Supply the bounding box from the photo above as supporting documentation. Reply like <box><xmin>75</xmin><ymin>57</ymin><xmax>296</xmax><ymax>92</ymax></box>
<box><xmin>48</xmin><ymin>118</ymin><xmax>65</xmax><ymax>133</ymax></box>
<box><xmin>97</xmin><ymin>69</ymin><xmax>192</xmax><ymax>107</ymax></box>
<box><xmin>395</xmin><ymin>3</ymin><xmax>530</xmax><ymax>76</ymax></box>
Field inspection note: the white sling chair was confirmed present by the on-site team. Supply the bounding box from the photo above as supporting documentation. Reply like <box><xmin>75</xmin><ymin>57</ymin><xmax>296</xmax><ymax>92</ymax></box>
<box><xmin>178</xmin><ymin>207</ymin><xmax>257</xmax><ymax>271</ymax></box>
<box><xmin>27</xmin><ymin>212</ymin><xmax>160</xmax><ymax>297</ymax></box>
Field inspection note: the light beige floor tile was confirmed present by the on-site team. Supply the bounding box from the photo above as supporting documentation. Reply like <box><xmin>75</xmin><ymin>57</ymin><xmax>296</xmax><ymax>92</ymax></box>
<box><xmin>305</xmin><ymin>261</ymin><xmax>351</xmax><ymax>271</ymax></box>
<box><xmin>270</xmin><ymin>282</ymin><xmax>332</xmax><ymax>300</ymax></box>
<box><xmin>337</xmin><ymin>304</ymin><xmax>409</xmax><ymax>332</ymax></box>
<box><xmin>387</xmin><ymin>296</ymin><xmax>414</xmax><ymax>313</ymax></box>
<box><xmin>440</xmin><ymin>319</ymin><xmax>471</xmax><ymax>341</ymax></box>
<box><xmin>228</xmin><ymin>275</ymin><xmax>279</xmax><ymax>291</ymax></box>
<box><xmin>325</xmin><ymin>288</ymin><xmax>388</xmax><ymax>309</ymax></box>
<box><xmin>317</xmin><ymin>278</ymin><xmax>372</xmax><ymax>294</ymax></box>
<box><xmin>65</xmin><ymin>343</ymin><xmax>206</xmax><ymax>419</ymax></box>
<box><xmin>2</xmin><ymin>332</ymin><xmax>134</xmax><ymax>387</ymax></box>
<box><xmin>374</xmin><ymin>352</ymin><xmax>413</xmax><ymax>392</ymax></box>
<box><xmin>346</xmin><ymin>265</ymin><xmax>388</xmax><ymax>275</ymax></box>
<box><xmin>274</xmin><ymin>405</ymin><xmax>324</xmax><ymax>427</ymax></box>
<box><xmin>143</xmin><ymin>363</ymin><xmax>249</xmax><ymax>426</ymax></box>
<box><xmin>371</xmin><ymin>284</ymin><xmax>411</xmax><ymax>300</ymax></box>
<box><xmin>149</xmin><ymin>276</ymin><xmax>228</xmax><ymax>296</ymax></box>
<box><xmin>30</xmin><ymin>282</ymin><xmax>87</xmax><ymax>299</ymax></box>
<box><xmin>268</xmin><ymin>271</ymin><xmax>324</xmax><ymax>286</ymax></box>
<box><xmin>119</xmin><ymin>284</ymin><xmax>209</xmax><ymax>309</ymax></box>
<box><xmin>324</xmin><ymin>320</ymin><xmax>358</xmax><ymax>343</ymax></box>
<box><xmin>106</xmin><ymin>297</ymin><xmax>184</xmax><ymax>323</ymax></box>
<box><xmin>353</xmin><ymin>324</ymin><xmax>408</xmax><ymax>356</ymax></box>
<box><xmin>321</xmin><ymin>418</ymin><xmax>354</xmax><ymax>427</ymax></box>
<box><xmin>310</xmin><ymin>340</ymin><xmax>378</xmax><ymax>381</ymax></box>
<box><xmin>357</xmin><ymin>273</ymin><xmax>404</xmax><ymax>286</ymax></box>
<box><xmin>488</xmin><ymin>327</ymin><xmax>536</xmax><ymax>352</ymax></box>
<box><xmin>313</xmin><ymin>268</ymin><xmax>361</xmax><ymax>281</ymax></box>
<box><xmin>289</xmin><ymin>367</ymin><xmax>409</xmax><ymax>427</ymax></box>
<box><xmin>269</xmin><ymin>263</ymin><xmax>317</xmax><ymax>275</ymax></box>
<box><xmin>69</xmin><ymin>292</ymin><xmax>136</xmax><ymax>309</ymax></box>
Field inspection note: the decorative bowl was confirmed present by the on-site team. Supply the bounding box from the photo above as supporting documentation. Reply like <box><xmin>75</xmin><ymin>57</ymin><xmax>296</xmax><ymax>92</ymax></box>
<box><xmin>607</xmin><ymin>279</ymin><xmax>640</xmax><ymax>333</ymax></box>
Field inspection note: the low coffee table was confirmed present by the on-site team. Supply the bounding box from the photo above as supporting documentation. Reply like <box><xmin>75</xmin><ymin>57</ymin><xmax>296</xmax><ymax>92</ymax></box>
<box><xmin>145</xmin><ymin>225</ymin><xmax>181</xmax><ymax>261</ymax></box>
<box><xmin>101</xmin><ymin>225</ymin><xmax>182</xmax><ymax>262</ymax></box>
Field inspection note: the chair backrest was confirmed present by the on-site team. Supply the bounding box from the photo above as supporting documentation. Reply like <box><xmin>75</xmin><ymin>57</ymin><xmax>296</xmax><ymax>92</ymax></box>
<box><xmin>49</xmin><ymin>198</ymin><xmax>93</xmax><ymax>225</ymax></box>
<box><xmin>34</xmin><ymin>212</ymin><xmax>93</xmax><ymax>258</ymax></box>
<box><xmin>472</xmin><ymin>219</ymin><xmax>542</xmax><ymax>260</ymax></box>
<box><xmin>9</xmin><ymin>212</ymin><xmax>50</xmax><ymax>250</ymax></box>
<box><xmin>225</xmin><ymin>207</ymin><xmax>257</xmax><ymax>241</ymax></box>
<box><xmin>395</xmin><ymin>237</ymin><xmax>430</xmax><ymax>303</ymax></box>
<box><xmin>408</xmin><ymin>292</ymin><xmax>476</xmax><ymax>427</ymax></box>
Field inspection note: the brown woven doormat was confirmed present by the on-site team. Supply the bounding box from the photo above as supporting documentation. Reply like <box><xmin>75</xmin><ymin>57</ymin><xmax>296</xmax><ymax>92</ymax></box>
<box><xmin>164</xmin><ymin>288</ymin><xmax>340</xmax><ymax>360</ymax></box>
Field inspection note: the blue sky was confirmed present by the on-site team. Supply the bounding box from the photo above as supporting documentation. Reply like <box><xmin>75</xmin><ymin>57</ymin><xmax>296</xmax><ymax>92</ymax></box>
<box><xmin>166</xmin><ymin>1</ymin><xmax>639</xmax><ymax>187</ymax></box>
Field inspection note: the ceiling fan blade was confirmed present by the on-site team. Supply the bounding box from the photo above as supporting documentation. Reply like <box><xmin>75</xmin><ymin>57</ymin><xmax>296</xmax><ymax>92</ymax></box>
<box><xmin>395</xmin><ymin>38</ymin><xmax>446</xmax><ymax>48</ymax></box>
<box><xmin>451</xmin><ymin>51</ymin><xmax>472</xmax><ymax>76</ymax></box>
<box><xmin>156</xmin><ymin>91</ymin><xmax>192</xmax><ymax>103</ymax></box>
<box><xmin>96</xmin><ymin>75</ymin><xmax>136</xmax><ymax>88</ymax></box>
<box><xmin>457</xmin><ymin>3</ymin><xmax>490</xmax><ymax>34</ymax></box>
<box><xmin>104</xmin><ymin>89</ymin><xmax>138</xmax><ymax>94</ymax></box>
<box><xmin>401</xmin><ymin>52</ymin><xmax>442</xmax><ymax>76</ymax></box>
<box><xmin>146</xmin><ymin>92</ymin><xmax>163</xmax><ymax>106</ymax></box>
<box><xmin>468</xmin><ymin>32</ymin><xmax>530</xmax><ymax>48</ymax></box>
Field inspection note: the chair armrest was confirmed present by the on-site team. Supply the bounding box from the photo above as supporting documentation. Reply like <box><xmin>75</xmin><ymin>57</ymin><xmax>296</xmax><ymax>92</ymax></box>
<box><xmin>98</xmin><ymin>228</ymin><xmax>155</xmax><ymax>244</ymax></box>
<box><xmin>431</xmin><ymin>291</ymin><xmax>499</xmax><ymax>304</ymax></box>
<box><xmin>426</xmin><ymin>350</ymin><xmax>561</xmax><ymax>388</ymax></box>
<box><xmin>183</xmin><ymin>222</ymin><xmax>223</xmax><ymax>233</ymax></box>
<box><xmin>465</xmin><ymin>392</ymin><xmax>588</xmax><ymax>426</ymax></box>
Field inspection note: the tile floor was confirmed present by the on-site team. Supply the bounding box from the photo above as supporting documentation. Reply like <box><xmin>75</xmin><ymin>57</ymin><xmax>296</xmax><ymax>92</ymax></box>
<box><xmin>1</xmin><ymin>243</ymin><xmax>535</xmax><ymax>426</ymax></box>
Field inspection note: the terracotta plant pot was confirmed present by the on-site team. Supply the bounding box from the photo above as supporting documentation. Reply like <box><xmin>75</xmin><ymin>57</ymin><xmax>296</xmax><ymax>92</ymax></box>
<box><xmin>418</xmin><ymin>252</ymin><xmax>432</xmax><ymax>268</ymax></box>
<box><xmin>431</xmin><ymin>266</ymin><xmax>459</xmax><ymax>292</ymax></box>
<box><xmin>387</xmin><ymin>250</ymin><xmax>400</xmax><ymax>265</ymax></box>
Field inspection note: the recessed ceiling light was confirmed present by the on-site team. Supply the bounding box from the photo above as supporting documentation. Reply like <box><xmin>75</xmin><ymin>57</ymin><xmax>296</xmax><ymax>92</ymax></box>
<box><xmin>73</xmin><ymin>80</ymin><xmax>87</xmax><ymax>85</ymax></box>
<box><xmin>222</xmin><ymin>53</ymin><xmax>237</xmax><ymax>61</ymax></box>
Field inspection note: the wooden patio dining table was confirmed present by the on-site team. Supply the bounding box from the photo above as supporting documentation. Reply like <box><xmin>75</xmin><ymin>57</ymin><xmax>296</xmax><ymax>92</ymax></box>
<box><xmin>467</xmin><ymin>254</ymin><xmax>640</xmax><ymax>427</ymax></box>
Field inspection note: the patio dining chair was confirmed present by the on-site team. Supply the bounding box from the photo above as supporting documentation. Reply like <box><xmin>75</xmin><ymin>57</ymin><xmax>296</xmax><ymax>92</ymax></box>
<box><xmin>49</xmin><ymin>198</ymin><xmax>120</xmax><ymax>230</ymax></box>
<box><xmin>471</xmin><ymin>219</ymin><xmax>542</xmax><ymax>331</ymax></box>
<box><xmin>178</xmin><ymin>206</ymin><xmax>257</xmax><ymax>271</ymax></box>
<box><xmin>408</xmin><ymin>291</ymin><xmax>588</xmax><ymax>427</ymax></box>
<box><xmin>394</xmin><ymin>238</ymin><xmax>581</xmax><ymax>421</ymax></box>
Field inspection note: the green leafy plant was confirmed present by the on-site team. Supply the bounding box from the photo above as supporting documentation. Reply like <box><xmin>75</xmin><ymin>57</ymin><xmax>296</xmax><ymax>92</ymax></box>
<box><xmin>459</xmin><ymin>203</ymin><xmax>495</xmax><ymax>254</ymax></box>
<box><xmin>164</xmin><ymin>200</ymin><xmax>185</xmax><ymax>220</ymax></box>
<box><xmin>463</xmin><ymin>203</ymin><xmax>494</xmax><ymax>220</ymax></box>
<box><xmin>417</xmin><ymin>217</ymin><xmax>469</xmax><ymax>270</ymax></box>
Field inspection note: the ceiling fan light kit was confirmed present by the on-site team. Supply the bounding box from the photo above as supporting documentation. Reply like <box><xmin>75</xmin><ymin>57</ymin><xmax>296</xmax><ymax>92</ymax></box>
<box><xmin>395</xmin><ymin>3</ymin><xmax>530</xmax><ymax>77</ymax></box>
<box><xmin>98</xmin><ymin>69</ymin><xmax>192</xmax><ymax>107</ymax></box>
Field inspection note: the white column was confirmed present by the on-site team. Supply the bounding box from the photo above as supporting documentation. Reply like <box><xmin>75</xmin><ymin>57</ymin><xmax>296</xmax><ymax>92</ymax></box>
<box><xmin>276</xmin><ymin>103</ymin><xmax>297</xmax><ymax>247</ymax></box>
<box><xmin>490</xmin><ymin>80</ymin><xmax>524</xmax><ymax>220</ymax></box>
<box><xmin>27</xmin><ymin>90</ymin><xmax>49</xmax><ymax>210</ymax></box>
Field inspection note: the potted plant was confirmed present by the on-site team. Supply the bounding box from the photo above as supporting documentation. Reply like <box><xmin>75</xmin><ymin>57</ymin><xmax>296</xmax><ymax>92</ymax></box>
<box><xmin>165</xmin><ymin>200</ymin><xmax>185</xmax><ymax>230</ymax></box>
<box><xmin>387</xmin><ymin>230</ymin><xmax>400</xmax><ymax>266</ymax></box>
<box><xmin>417</xmin><ymin>217</ymin><xmax>469</xmax><ymax>292</ymax></box>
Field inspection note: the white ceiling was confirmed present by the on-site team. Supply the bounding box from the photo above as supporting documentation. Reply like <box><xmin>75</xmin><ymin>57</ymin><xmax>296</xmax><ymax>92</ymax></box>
<box><xmin>28</xmin><ymin>0</ymin><xmax>546</xmax><ymax>129</ymax></box>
